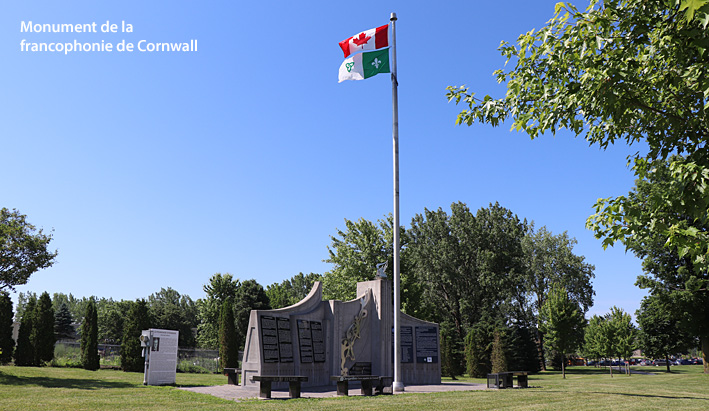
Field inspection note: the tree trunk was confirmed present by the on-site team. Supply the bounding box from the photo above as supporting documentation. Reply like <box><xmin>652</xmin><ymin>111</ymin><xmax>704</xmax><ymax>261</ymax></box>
<box><xmin>562</xmin><ymin>354</ymin><xmax>565</xmax><ymax>379</ymax></box>
<box><xmin>609</xmin><ymin>359</ymin><xmax>613</xmax><ymax>378</ymax></box>
<box><xmin>536</xmin><ymin>329</ymin><xmax>546</xmax><ymax>371</ymax></box>
<box><xmin>701</xmin><ymin>336</ymin><xmax>708</xmax><ymax>374</ymax></box>
<box><xmin>665</xmin><ymin>354</ymin><xmax>671</xmax><ymax>373</ymax></box>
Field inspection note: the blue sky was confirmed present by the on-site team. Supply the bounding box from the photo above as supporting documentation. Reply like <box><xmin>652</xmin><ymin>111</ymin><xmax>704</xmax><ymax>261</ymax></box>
<box><xmin>3</xmin><ymin>1</ymin><xmax>647</xmax><ymax>319</ymax></box>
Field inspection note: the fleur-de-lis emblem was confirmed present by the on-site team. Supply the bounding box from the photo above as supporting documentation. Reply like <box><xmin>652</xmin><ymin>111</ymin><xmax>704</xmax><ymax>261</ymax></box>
<box><xmin>372</xmin><ymin>58</ymin><xmax>382</xmax><ymax>69</ymax></box>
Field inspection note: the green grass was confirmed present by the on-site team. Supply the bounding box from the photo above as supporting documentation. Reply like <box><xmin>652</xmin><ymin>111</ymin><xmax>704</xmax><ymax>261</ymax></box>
<box><xmin>1</xmin><ymin>365</ymin><xmax>707</xmax><ymax>410</ymax></box>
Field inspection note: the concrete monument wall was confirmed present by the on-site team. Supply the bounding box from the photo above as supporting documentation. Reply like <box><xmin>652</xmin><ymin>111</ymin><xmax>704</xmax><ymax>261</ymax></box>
<box><xmin>240</xmin><ymin>279</ymin><xmax>440</xmax><ymax>387</ymax></box>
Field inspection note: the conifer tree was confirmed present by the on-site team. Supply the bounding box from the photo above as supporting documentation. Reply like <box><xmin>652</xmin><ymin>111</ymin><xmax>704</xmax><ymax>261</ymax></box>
<box><xmin>0</xmin><ymin>291</ymin><xmax>14</xmax><ymax>364</ymax></box>
<box><xmin>54</xmin><ymin>302</ymin><xmax>74</xmax><ymax>340</ymax></box>
<box><xmin>33</xmin><ymin>292</ymin><xmax>55</xmax><ymax>364</ymax></box>
<box><xmin>218</xmin><ymin>299</ymin><xmax>238</xmax><ymax>370</ymax></box>
<box><xmin>14</xmin><ymin>295</ymin><xmax>36</xmax><ymax>366</ymax></box>
<box><xmin>81</xmin><ymin>299</ymin><xmax>99</xmax><ymax>370</ymax></box>
<box><xmin>121</xmin><ymin>299</ymin><xmax>150</xmax><ymax>372</ymax></box>
<box><xmin>490</xmin><ymin>329</ymin><xmax>508</xmax><ymax>373</ymax></box>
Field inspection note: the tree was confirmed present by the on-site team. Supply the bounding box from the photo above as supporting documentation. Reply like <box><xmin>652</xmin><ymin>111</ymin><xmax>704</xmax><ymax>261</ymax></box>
<box><xmin>196</xmin><ymin>273</ymin><xmax>239</xmax><ymax>349</ymax></box>
<box><xmin>0</xmin><ymin>208</ymin><xmax>57</xmax><ymax>291</ymax></box>
<box><xmin>614</xmin><ymin>160</ymin><xmax>709</xmax><ymax>372</ymax></box>
<box><xmin>121</xmin><ymin>299</ymin><xmax>150</xmax><ymax>372</ymax></box>
<box><xmin>233</xmin><ymin>279</ymin><xmax>270</xmax><ymax>351</ymax></box>
<box><xmin>266</xmin><ymin>272</ymin><xmax>323</xmax><ymax>309</ymax></box>
<box><xmin>637</xmin><ymin>295</ymin><xmax>695</xmax><ymax>373</ymax></box>
<box><xmin>490</xmin><ymin>328</ymin><xmax>508</xmax><ymax>373</ymax></box>
<box><xmin>81</xmin><ymin>299</ymin><xmax>99</xmax><ymax>371</ymax></box>
<box><xmin>54</xmin><ymin>302</ymin><xmax>75</xmax><ymax>340</ymax></box>
<box><xmin>521</xmin><ymin>225</ymin><xmax>595</xmax><ymax>369</ymax></box>
<box><xmin>408</xmin><ymin>202</ymin><xmax>528</xmax><ymax>357</ymax></box>
<box><xmin>97</xmin><ymin>298</ymin><xmax>131</xmax><ymax>344</ymax></box>
<box><xmin>148</xmin><ymin>287</ymin><xmax>198</xmax><ymax>347</ymax></box>
<box><xmin>14</xmin><ymin>295</ymin><xmax>36</xmax><ymax>366</ymax></box>
<box><xmin>539</xmin><ymin>285</ymin><xmax>585</xmax><ymax>379</ymax></box>
<box><xmin>218</xmin><ymin>300</ymin><xmax>238</xmax><ymax>370</ymax></box>
<box><xmin>323</xmin><ymin>216</ymin><xmax>405</xmax><ymax>301</ymax></box>
<box><xmin>605</xmin><ymin>307</ymin><xmax>636</xmax><ymax>376</ymax></box>
<box><xmin>0</xmin><ymin>291</ymin><xmax>14</xmax><ymax>363</ymax></box>
<box><xmin>33</xmin><ymin>292</ymin><xmax>55</xmax><ymax>364</ymax></box>
<box><xmin>582</xmin><ymin>315</ymin><xmax>606</xmax><ymax>366</ymax></box>
<box><xmin>464</xmin><ymin>322</ymin><xmax>493</xmax><ymax>378</ymax></box>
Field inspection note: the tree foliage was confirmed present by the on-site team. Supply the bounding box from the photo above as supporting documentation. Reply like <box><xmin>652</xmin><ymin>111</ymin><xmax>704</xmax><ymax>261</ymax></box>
<box><xmin>121</xmin><ymin>299</ymin><xmax>150</xmax><ymax>372</ymax></box>
<box><xmin>266</xmin><ymin>272</ymin><xmax>323</xmax><ymax>309</ymax></box>
<box><xmin>148</xmin><ymin>287</ymin><xmax>198</xmax><ymax>347</ymax></box>
<box><xmin>0</xmin><ymin>208</ymin><xmax>57</xmax><ymax>291</ymax></box>
<box><xmin>233</xmin><ymin>279</ymin><xmax>270</xmax><ymax>352</ymax></box>
<box><xmin>33</xmin><ymin>292</ymin><xmax>55</xmax><ymax>364</ymax></box>
<box><xmin>637</xmin><ymin>294</ymin><xmax>695</xmax><ymax>372</ymax></box>
<box><xmin>81</xmin><ymin>299</ymin><xmax>99</xmax><ymax>371</ymax></box>
<box><xmin>539</xmin><ymin>285</ymin><xmax>585</xmax><ymax>378</ymax></box>
<box><xmin>196</xmin><ymin>273</ymin><xmax>239</xmax><ymax>349</ymax></box>
<box><xmin>0</xmin><ymin>291</ymin><xmax>14</xmax><ymax>364</ymax></box>
<box><xmin>218</xmin><ymin>299</ymin><xmax>238</xmax><ymax>370</ymax></box>
<box><xmin>54</xmin><ymin>302</ymin><xmax>75</xmax><ymax>341</ymax></box>
<box><xmin>14</xmin><ymin>295</ymin><xmax>36</xmax><ymax>366</ymax></box>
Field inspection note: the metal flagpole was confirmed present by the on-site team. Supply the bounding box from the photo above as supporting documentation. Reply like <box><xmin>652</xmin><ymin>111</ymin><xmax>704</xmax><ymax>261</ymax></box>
<box><xmin>390</xmin><ymin>11</ymin><xmax>404</xmax><ymax>393</ymax></box>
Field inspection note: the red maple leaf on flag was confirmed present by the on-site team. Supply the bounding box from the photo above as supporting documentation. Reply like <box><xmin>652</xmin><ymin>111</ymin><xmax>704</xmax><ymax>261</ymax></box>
<box><xmin>351</xmin><ymin>32</ymin><xmax>371</xmax><ymax>47</ymax></box>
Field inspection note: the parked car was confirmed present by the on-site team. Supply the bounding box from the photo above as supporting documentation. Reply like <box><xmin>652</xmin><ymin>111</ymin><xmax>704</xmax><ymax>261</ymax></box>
<box><xmin>693</xmin><ymin>358</ymin><xmax>704</xmax><ymax>365</ymax></box>
<box><xmin>653</xmin><ymin>359</ymin><xmax>669</xmax><ymax>366</ymax></box>
<box><xmin>675</xmin><ymin>359</ymin><xmax>692</xmax><ymax>365</ymax></box>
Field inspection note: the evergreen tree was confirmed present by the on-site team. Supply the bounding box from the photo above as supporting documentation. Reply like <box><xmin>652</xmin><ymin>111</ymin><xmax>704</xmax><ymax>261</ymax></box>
<box><xmin>54</xmin><ymin>303</ymin><xmax>75</xmax><ymax>340</ymax></box>
<box><xmin>490</xmin><ymin>328</ymin><xmax>508</xmax><ymax>373</ymax></box>
<box><xmin>33</xmin><ymin>292</ymin><xmax>55</xmax><ymax>364</ymax></box>
<box><xmin>14</xmin><ymin>295</ymin><xmax>36</xmax><ymax>366</ymax></box>
<box><xmin>81</xmin><ymin>299</ymin><xmax>99</xmax><ymax>370</ymax></box>
<box><xmin>121</xmin><ymin>299</ymin><xmax>150</xmax><ymax>372</ymax></box>
<box><xmin>0</xmin><ymin>291</ymin><xmax>15</xmax><ymax>363</ymax></box>
<box><xmin>464</xmin><ymin>322</ymin><xmax>493</xmax><ymax>378</ymax></box>
<box><xmin>506</xmin><ymin>325</ymin><xmax>541</xmax><ymax>373</ymax></box>
<box><xmin>218</xmin><ymin>299</ymin><xmax>238</xmax><ymax>370</ymax></box>
<box><xmin>442</xmin><ymin>322</ymin><xmax>465</xmax><ymax>378</ymax></box>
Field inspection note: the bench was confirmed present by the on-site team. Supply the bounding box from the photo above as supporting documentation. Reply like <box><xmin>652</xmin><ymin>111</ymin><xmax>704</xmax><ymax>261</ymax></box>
<box><xmin>223</xmin><ymin>368</ymin><xmax>240</xmax><ymax>385</ymax></box>
<box><xmin>251</xmin><ymin>375</ymin><xmax>308</xmax><ymax>399</ymax></box>
<box><xmin>487</xmin><ymin>371</ymin><xmax>529</xmax><ymax>389</ymax></box>
<box><xmin>330</xmin><ymin>375</ymin><xmax>387</xmax><ymax>396</ymax></box>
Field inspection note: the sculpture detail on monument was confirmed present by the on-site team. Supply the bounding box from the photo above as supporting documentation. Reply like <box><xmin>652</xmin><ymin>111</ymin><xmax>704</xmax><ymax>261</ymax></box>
<box><xmin>376</xmin><ymin>262</ymin><xmax>388</xmax><ymax>279</ymax></box>
<box><xmin>340</xmin><ymin>293</ymin><xmax>369</xmax><ymax>375</ymax></box>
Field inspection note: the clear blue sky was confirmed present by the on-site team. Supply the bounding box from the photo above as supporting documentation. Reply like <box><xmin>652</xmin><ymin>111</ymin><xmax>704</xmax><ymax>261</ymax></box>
<box><xmin>2</xmin><ymin>1</ymin><xmax>647</xmax><ymax>319</ymax></box>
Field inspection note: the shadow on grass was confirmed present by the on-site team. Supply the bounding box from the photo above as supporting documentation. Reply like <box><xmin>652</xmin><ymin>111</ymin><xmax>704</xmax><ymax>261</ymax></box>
<box><xmin>0</xmin><ymin>372</ymin><xmax>135</xmax><ymax>390</ymax></box>
<box><xmin>589</xmin><ymin>391</ymin><xmax>709</xmax><ymax>402</ymax></box>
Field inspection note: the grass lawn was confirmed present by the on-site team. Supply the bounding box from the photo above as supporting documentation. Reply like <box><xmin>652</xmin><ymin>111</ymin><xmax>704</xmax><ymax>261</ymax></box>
<box><xmin>1</xmin><ymin>365</ymin><xmax>707</xmax><ymax>410</ymax></box>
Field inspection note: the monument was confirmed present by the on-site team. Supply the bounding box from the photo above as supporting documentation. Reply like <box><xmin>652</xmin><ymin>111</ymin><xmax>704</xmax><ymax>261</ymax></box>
<box><xmin>240</xmin><ymin>278</ymin><xmax>440</xmax><ymax>387</ymax></box>
<box><xmin>141</xmin><ymin>328</ymin><xmax>179</xmax><ymax>386</ymax></box>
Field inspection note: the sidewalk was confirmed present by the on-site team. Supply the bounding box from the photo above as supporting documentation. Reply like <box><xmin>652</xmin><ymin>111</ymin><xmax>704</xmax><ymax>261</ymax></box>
<box><xmin>179</xmin><ymin>381</ymin><xmax>488</xmax><ymax>401</ymax></box>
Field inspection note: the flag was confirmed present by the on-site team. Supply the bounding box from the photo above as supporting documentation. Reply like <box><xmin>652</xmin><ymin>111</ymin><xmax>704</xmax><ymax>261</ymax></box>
<box><xmin>339</xmin><ymin>24</ymin><xmax>388</xmax><ymax>58</ymax></box>
<box><xmin>338</xmin><ymin>48</ymin><xmax>390</xmax><ymax>83</ymax></box>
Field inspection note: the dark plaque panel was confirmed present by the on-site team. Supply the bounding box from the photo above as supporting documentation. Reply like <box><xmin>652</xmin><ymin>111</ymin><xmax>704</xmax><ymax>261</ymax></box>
<box><xmin>297</xmin><ymin>319</ymin><xmax>313</xmax><ymax>363</ymax></box>
<box><xmin>415</xmin><ymin>326</ymin><xmax>439</xmax><ymax>363</ymax></box>
<box><xmin>391</xmin><ymin>326</ymin><xmax>414</xmax><ymax>363</ymax></box>
<box><xmin>260</xmin><ymin>316</ymin><xmax>279</xmax><ymax>363</ymax></box>
<box><xmin>277</xmin><ymin>317</ymin><xmax>293</xmax><ymax>362</ymax></box>
<box><xmin>311</xmin><ymin>321</ymin><xmax>326</xmax><ymax>362</ymax></box>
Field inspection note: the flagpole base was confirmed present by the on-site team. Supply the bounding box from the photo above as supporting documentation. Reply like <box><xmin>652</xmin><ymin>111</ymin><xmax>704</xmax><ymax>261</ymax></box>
<box><xmin>393</xmin><ymin>381</ymin><xmax>405</xmax><ymax>392</ymax></box>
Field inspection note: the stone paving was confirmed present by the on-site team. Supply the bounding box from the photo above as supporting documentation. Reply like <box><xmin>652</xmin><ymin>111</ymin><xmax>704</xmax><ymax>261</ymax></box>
<box><xmin>179</xmin><ymin>381</ymin><xmax>488</xmax><ymax>401</ymax></box>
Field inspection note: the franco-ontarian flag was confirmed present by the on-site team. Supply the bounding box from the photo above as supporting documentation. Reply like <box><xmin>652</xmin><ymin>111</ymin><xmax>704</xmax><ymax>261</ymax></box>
<box><xmin>338</xmin><ymin>48</ymin><xmax>390</xmax><ymax>83</ymax></box>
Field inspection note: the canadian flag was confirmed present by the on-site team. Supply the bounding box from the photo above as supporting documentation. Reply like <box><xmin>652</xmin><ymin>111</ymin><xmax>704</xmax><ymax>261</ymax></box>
<box><xmin>339</xmin><ymin>24</ymin><xmax>389</xmax><ymax>58</ymax></box>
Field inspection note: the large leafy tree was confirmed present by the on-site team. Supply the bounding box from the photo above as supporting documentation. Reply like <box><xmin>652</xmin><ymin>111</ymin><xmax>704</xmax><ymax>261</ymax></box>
<box><xmin>408</xmin><ymin>202</ymin><xmax>528</xmax><ymax>344</ymax></box>
<box><xmin>233</xmin><ymin>279</ymin><xmax>270</xmax><ymax>351</ymax></box>
<box><xmin>196</xmin><ymin>273</ymin><xmax>239</xmax><ymax>349</ymax></box>
<box><xmin>539</xmin><ymin>285</ymin><xmax>585</xmax><ymax>378</ymax></box>
<box><xmin>0</xmin><ymin>208</ymin><xmax>57</xmax><ymax>291</ymax></box>
<box><xmin>0</xmin><ymin>291</ymin><xmax>14</xmax><ymax>363</ymax></box>
<box><xmin>636</xmin><ymin>295</ymin><xmax>695</xmax><ymax>372</ymax></box>
<box><xmin>266</xmin><ymin>272</ymin><xmax>323</xmax><ymax>309</ymax></box>
<box><xmin>620</xmin><ymin>160</ymin><xmax>709</xmax><ymax>372</ymax></box>
<box><xmin>148</xmin><ymin>287</ymin><xmax>198</xmax><ymax>347</ymax></box>
<box><xmin>521</xmin><ymin>226</ymin><xmax>595</xmax><ymax>369</ymax></box>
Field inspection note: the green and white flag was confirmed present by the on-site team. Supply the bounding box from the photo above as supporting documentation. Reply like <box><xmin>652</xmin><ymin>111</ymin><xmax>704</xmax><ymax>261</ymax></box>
<box><xmin>338</xmin><ymin>48</ymin><xmax>390</xmax><ymax>83</ymax></box>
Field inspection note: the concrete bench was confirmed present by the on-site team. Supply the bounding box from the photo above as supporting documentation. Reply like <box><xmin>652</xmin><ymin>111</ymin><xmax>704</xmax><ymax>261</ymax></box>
<box><xmin>223</xmin><ymin>368</ymin><xmax>240</xmax><ymax>385</ymax></box>
<box><xmin>330</xmin><ymin>375</ymin><xmax>382</xmax><ymax>396</ymax></box>
<box><xmin>487</xmin><ymin>371</ymin><xmax>529</xmax><ymax>389</ymax></box>
<box><xmin>251</xmin><ymin>375</ymin><xmax>308</xmax><ymax>399</ymax></box>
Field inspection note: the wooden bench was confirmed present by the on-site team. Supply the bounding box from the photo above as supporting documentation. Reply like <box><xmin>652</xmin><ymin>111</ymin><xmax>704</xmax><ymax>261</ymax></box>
<box><xmin>330</xmin><ymin>375</ymin><xmax>382</xmax><ymax>396</ymax></box>
<box><xmin>487</xmin><ymin>371</ymin><xmax>529</xmax><ymax>389</ymax></box>
<box><xmin>251</xmin><ymin>375</ymin><xmax>308</xmax><ymax>399</ymax></box>
<box><xmin>223</xmin><ymin>368</ymin><xmax>240</xmax><ymax>385</ymax></box>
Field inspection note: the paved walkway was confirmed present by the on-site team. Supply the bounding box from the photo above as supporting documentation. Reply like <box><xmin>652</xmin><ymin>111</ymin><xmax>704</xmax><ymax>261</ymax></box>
<box><xmin>179</xmin><ymin>381</ymin><xmax>488</xmax><ymax>401</ymax></box>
